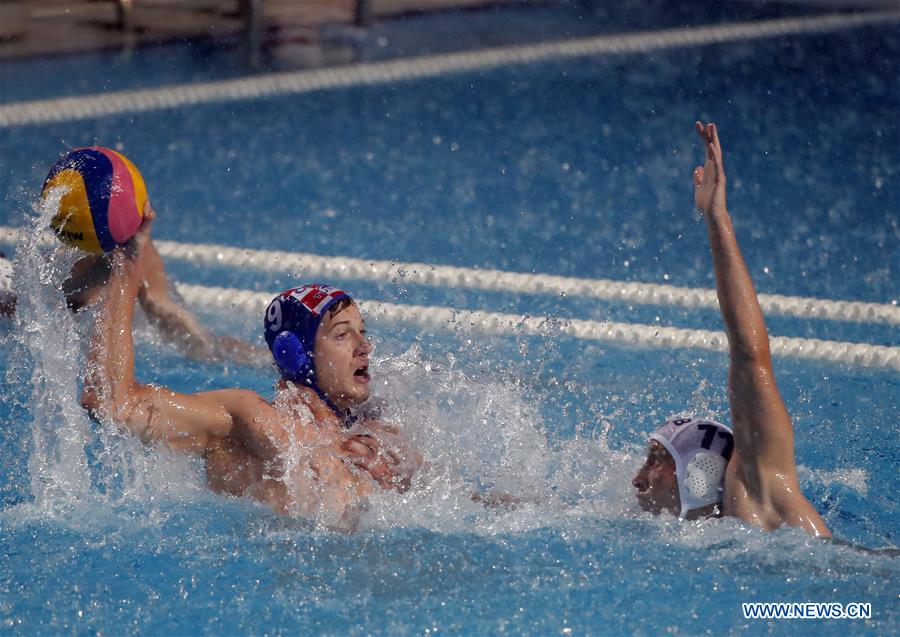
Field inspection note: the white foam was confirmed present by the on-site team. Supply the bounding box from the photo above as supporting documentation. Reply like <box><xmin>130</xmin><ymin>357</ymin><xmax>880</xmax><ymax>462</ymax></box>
<box><xmin>356</xmin><ymin>347</ymin><xmax>544</xmax><ymax>531</ymax></box>
<box><xmin>799</xmin><ymin>466</ymin><xmax>869</xmax><ymax>495</ymax></box>
<box><xmin>0</xmin><ymin>255</ymin><xmax>12</xmax><ymax>293</ymax></box>
<box><xmin>351</xmin><ymin>347</ymin><xmax>650</xmax><ymax>533</ymax></box>
<box><xmin>8</xmin><ymin>190</ymin><xmax>97</xmax><ymax>512</ymax></box>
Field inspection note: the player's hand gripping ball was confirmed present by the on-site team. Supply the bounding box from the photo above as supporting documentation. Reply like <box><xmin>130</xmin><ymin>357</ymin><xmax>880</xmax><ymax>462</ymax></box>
<box><xmin>42</xmin><ymin>147</ymin><xmax>148</xmax><ymax>254</ymax></box>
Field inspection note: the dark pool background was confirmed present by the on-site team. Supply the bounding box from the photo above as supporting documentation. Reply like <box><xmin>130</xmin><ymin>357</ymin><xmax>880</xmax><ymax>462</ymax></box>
<box><xmin>1</xmin><ymin>2</ymin><xmax>898</xmax><ymax>635</ymax></box>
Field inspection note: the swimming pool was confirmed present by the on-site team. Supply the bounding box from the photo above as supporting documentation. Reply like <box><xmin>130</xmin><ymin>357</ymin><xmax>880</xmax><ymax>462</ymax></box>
<box><xmin>1</xmin><ymin>4</ymin><xmax>898</xmax><ymax>635</ymax></box>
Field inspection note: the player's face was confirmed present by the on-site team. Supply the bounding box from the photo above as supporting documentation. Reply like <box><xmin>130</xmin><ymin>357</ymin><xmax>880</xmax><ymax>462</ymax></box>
<box><xmin>632</xmin><ymin>441</ymin><xmax>680</xmax><ymax>516</ymax></box>
<box><xmin>313</xmin><ymin>303</ymin><xmax>373</xmax><ymax>411</ymax></box>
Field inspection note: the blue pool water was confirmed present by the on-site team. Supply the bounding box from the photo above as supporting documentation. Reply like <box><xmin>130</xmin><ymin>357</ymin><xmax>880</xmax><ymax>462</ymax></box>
<box><xmin>1</xmin><ymin>4</ymin><xmax>898</xmax><ymax>635</ymax></box>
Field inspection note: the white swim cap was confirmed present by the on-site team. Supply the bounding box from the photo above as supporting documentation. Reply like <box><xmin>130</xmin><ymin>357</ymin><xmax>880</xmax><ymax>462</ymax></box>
<box><xmin>649</xmin><ymin>418</ymin><xmax>734</xmax><ymax>518</ymax></box>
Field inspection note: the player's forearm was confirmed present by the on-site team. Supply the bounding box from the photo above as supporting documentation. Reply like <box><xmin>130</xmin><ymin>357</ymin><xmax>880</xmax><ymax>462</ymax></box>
<box><xmin>136</xmin><ymin>239</ymin><xmax>213</xmax><ymax>356</ymax></box>
<box><xmin>705</xmin><ymin>207</ymin><xmax>771</xmax><ymax>365</ymax></box>
<box><xmin>82</xmin><ymin>254</ymin><xmax>142</xmax><ymax>419</ymax></box>
<box><xmin>139</xmin><ymin>292</ymin><xmax>215</xmax><ymax>355</ymax></box>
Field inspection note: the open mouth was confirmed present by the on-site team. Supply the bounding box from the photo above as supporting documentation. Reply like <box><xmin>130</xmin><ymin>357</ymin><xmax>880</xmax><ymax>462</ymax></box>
<box><xmin>353</xmin><ymin>365</ymin><xmax>370</xmax><ymax>381</ymax></box>
<box><xmin>635</xmin><ymin>491</ymin><xmax>664</xmax><ymax>514</ymax></box>
<box><xmin>635</xmin><ymin>491</ymin><xmax>652</xmax><ymax>508</ymax></box>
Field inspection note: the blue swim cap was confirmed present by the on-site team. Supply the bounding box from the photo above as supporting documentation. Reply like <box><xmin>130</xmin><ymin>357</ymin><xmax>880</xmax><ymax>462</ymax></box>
<box><xmin>264</xmin><ymin>284</ymin><xmax>350</xmax><ymax>389</ymax></box>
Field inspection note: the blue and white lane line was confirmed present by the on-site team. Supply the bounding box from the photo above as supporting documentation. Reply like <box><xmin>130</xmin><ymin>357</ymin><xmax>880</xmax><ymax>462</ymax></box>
<box><xmin>1</xmin><ymin>10</ymin><xmax>898</xmax><ymax>127</ymax></box>
<box><xmin>178</xmin><ymin>283</ymin><xmax>900</xmax><ymax>371</ymax></box>
<box><xmin>2</xmin><ymin>226</ymin><xmax>897</xmax><ymax>326</ymax></box>
<box><xmin>1</xmin><ymin>227</ymin><xmax>896</xmax><ymax>369</ymax></box>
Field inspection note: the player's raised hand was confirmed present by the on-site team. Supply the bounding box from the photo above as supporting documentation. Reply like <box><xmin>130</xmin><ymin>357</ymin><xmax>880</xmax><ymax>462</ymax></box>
<box><xmin>693</xmin><ymin>121</ymin><xmax>727</xmax><ymax>216</ymax></box>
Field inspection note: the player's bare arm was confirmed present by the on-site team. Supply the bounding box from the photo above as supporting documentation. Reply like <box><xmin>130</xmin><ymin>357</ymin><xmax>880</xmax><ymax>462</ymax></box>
<box><xmin>696</xmin><ymin>122</ymin><xmax>830</xmax><ymax>537</ymax></box>
<box><xmin>80</xmin><ymin>209</ymin><xmax>374</xmax><ymax>528</ymax></box>
<box><xmin>81</xmin><ymin>209</ymin><xmax>261</xmax><ymax>452</ymax></box>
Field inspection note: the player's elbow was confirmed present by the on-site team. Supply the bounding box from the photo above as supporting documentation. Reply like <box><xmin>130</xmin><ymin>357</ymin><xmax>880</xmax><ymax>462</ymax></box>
<box><xmin>80</xmin><ymin>379</ymin><xmax>137</xmax><ymax>423</ymax></box>
<box><xmin>80</xmin><ymin>385</ymin><xmax>102</xmax><ymax>418</ymax></box>
<box><xmin>80</xmin><ymin>384</ymin><xmax>122</xmax><ymax>420</ymax></box>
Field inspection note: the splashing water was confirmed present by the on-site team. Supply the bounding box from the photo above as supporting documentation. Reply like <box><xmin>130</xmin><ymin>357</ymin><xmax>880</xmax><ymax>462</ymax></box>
<box><xmin>6</xmin><ymin>213</ymin><xmax>636</xmax><ymax>530</ymax></box>
<box><xmin>10</xmin><ymin>187</ymin><xmax>93</xmax><ymax>511</ymax></box>
<box><xmin>356</xmin><ymin>345</ymin><xmax>639</xmax><ymax>533</ymax></box>
<box><xmin>5</xmin><ymin>237</ymin><xmax>879</xmax><ymax>542</ymax></box>
<box><xmin>7</xmin><ymin>188</ymin><xmax>203</xmax><ymax>519</ymax></box>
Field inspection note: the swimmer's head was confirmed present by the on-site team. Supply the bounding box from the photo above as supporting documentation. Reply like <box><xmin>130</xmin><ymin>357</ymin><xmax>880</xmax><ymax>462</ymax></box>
<box><xmin>264</xmin><ymin>284</ymin><xmax>373</xmax><ymax>413</ymax></box>
<box><xmin>63</xmin><ymin>254</ymin><xmax>110</xmax><ymax>311</ymax></box>
<box><xmin>632</xmin><ymin>418</ymin><xmax>734</xmax><ymax>519</ymax></box>
<box><xmin>0</xmin><ymin>252</ymin><xmax>111</xmax><ymax>315</ymax></box>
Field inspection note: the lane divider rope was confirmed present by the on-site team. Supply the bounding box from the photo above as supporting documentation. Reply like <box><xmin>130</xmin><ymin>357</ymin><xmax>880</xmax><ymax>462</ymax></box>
<box><xmin>176</xmin><ymin>282</ymin><xmax>900</xmax><ymax>370</ymax></box>
<box><xmin>2</xmin><ymin>226</ymin><xmax>897</xmax><ymax>325</ymax></box>
<box><xmin>2</xmin><ymin>10</ymin><xmax>898</xmax><ymax>127</ymax></box>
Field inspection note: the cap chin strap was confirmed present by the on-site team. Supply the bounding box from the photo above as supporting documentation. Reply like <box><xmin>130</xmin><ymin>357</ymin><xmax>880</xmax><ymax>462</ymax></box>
<box><xmin>311</xmin><ymin>384</ymin><xmax>349</xmax><ymax>423</ymax></box>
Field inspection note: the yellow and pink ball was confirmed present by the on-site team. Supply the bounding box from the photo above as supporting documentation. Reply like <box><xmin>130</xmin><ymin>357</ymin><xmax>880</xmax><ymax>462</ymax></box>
<box><xmin>42</xmin><ymin>147</ymin><xmax>148</xmax><ymax>254</ymax></box>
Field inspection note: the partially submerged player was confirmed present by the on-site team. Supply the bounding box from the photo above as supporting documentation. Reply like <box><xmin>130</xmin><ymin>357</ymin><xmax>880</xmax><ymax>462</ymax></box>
<box><xmin>81</xmin><ymin>208</ymin><xmax>416</xmax><ymax>528</ymax></box>
<box><xmin>631</xmin><ymin>123</ymin><xmax>831</xmax><ymax>537</ymax></box>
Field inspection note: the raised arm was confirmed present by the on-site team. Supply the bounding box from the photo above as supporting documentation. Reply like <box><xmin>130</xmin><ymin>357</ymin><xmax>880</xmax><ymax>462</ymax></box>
<box><xmin>80</xmin><ymin>208</ymin><xmax>272</xmax><ymax>456</ymax></box>
<box><xmin>695</xmin><ymin>122</ymin><xmax>829</xmax><ymax>536</ymax></box>
<box><xmin>80</xmin><ymin>212</ymin><xmax>373</xmax><ymax>526</ymax></box>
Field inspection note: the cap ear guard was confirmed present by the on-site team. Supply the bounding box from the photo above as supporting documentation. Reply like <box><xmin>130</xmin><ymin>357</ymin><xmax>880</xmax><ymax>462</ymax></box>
<box><xmin>271</xmin><ymin>331</ymin><xmax>311</xmax><ymax>382</ymax></box>
<box><xmin>684</xmin><ymin>451</ymin><xmax>728</xmax><ymax>504</ymax></box>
